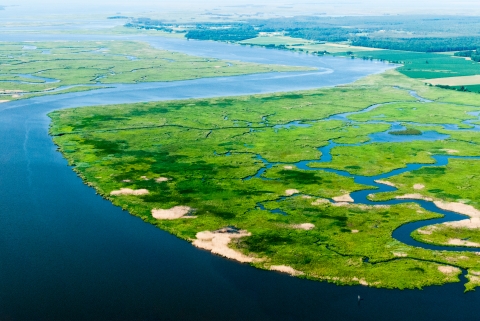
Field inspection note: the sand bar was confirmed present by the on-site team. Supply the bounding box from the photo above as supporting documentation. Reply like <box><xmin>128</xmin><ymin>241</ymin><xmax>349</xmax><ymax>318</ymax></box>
<box><xmin>193</xmin><ymin>230</ymin><xmax>256</xmax><ymax>263</ymax></box>
<box><xmin>270</xmin><ymin>265</ymin><xmax>304</xmax><ymax>276</ymax></box>
<box><xmin>448</xmin><ymin>238</ymin><xmax>480</xmax><ymax>247</ymax></box>
<box><xmin>333</xmin><ymin>194</ymin><xmax>354</xmax><ymax>203</ymax></box>
<box><xmin>434</xmin><ymin>201</ymin><xmax>480</xmax><ymax>218</ymax></box>
<box><xmin>375</xmin><ymin>180</ymin><xmax>396</xmax><ymax>187</ymax></box>
<box><xmin>445</xmin><ymin>217</ymin><xmax>480</xmax><ymax>229</ymax></box>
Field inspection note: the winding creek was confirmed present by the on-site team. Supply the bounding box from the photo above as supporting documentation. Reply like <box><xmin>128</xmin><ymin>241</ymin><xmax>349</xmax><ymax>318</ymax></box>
<box><xmin>240</xmin><ymin>90</ymin><xmax>480</xmax><ymax>252</ymax></box>
<box><xmin>2</xmin><ymin>34</ymin><xmax>480</xmax><ymax>320</ymax></box>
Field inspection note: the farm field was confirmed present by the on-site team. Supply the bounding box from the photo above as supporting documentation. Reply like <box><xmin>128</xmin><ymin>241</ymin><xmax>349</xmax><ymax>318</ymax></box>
<box><xmin>239</xmin><ymin>36</ymin><xmax>480</xmax><ymax>83</ymax></box>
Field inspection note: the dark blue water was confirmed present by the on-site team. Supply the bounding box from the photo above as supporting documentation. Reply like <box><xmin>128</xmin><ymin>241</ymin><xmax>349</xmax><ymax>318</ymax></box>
<box><xmin>2</xmin><ymin>36</ymin><xmax>480</xmax><ymax>320</ymax></box>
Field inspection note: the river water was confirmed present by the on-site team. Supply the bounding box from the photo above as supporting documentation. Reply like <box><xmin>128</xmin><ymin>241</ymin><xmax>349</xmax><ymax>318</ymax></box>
<box><xmin>1</xmin><ymin>35</ymin><xmax>480</xmax><ymax>320</ymax></box>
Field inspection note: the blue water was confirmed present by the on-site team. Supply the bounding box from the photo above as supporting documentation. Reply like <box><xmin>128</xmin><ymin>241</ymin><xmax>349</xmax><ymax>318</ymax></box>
<box><xmin>2</xmin><ymin>34</ymin><xmax>480</xmax><ymax>320</ymax></box>
<box><xmin>0</xmin><ymin>73</ymin><xmax>60</xmax><ymax>84</ymax></box>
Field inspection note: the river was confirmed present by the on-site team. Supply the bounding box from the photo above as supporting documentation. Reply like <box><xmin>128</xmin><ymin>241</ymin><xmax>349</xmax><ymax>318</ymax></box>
<box><xmin>1</xmin><ymin>35</ymin><xmax>480</xmax><ymax>320</ymax></box>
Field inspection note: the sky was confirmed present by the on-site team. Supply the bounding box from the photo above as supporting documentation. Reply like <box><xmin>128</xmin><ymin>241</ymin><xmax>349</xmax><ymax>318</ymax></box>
<box><xmin>2</xmin><ymin>0</ymin><xmax>480</xmax><ymax>17</ymax></box>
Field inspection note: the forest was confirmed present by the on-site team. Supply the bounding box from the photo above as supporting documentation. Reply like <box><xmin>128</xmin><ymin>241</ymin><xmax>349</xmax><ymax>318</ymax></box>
<box><xmin>125</xmin><ymin>15</ymin><xmax>480</xmax><ymax>52</ymax></box>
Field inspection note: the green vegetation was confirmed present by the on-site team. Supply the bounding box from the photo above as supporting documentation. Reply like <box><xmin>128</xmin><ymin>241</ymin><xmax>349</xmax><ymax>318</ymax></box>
<box><xmin>389</xmin><ymin>128</ymin><xmax>422</xmax><ymax>135</ymax></box>
<box><xmin>372</xmin><ymin>159</ymin><xmax>480</xmax><ymax>213</ymax></box>
<box><xmin>127</xmin><ymin>15</ymin><xmax>480</xmax><ymax>52</ymax></box>
<box><xmin>185</xmin><ymin>26</ymin><xmax>258</xmax><ymax>41</ymax></box>
<box><xmin>348</xmin><ymin>101</ymin><xmax>477</xmax><ymax>126</ymax></box>
<box><xmin>49</xmin><ymin>71</ymin><xmax>480</xmax><ymax>290</ymax></box>
<box><xmin>454</xmin><ymin>49</ymin><xmax>480</xmax><ymax>62</ymax></box>
<box><xmin>412</xmin><ymin>225</ymin><xmax>480</xmax><ymax>248</ymax></box>
<box><xmin>239</xmin><ymin>37</ymin><xmax>480</xmax><ymax>80</ymax></box>
<box><xmin>344</xmin><ymin>50</ymin><xmax>480</xmax><ymax>79</ymax></box>
<box><xmin>0</xmin><ymin>40</ymin><xmax>310</xmax><ymax>101</ymax></box>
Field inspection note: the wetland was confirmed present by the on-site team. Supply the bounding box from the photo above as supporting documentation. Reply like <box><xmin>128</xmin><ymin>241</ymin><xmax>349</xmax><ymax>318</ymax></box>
<box><xmin>3</xmin><ymin>26</ymin><xmax>480</xmax><ymax>321</ymax></box>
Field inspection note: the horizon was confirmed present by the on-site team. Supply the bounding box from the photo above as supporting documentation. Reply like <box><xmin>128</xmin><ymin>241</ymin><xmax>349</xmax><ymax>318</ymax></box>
<box><xmin>2</xmin><ymin>0</ymin><xmax>480</xmax><ymax>17</ymax></box>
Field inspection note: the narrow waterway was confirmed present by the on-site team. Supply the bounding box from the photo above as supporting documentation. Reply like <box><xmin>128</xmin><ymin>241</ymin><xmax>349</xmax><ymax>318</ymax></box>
<box><xmin>2</xmin><ymin>35</ymin><xmax>480</xmax><ymax>321</ymax></box>
<box><xmin>243</xmin><ymin>90</ymin><xmax>480</xmax><ymax>252</ymax></box>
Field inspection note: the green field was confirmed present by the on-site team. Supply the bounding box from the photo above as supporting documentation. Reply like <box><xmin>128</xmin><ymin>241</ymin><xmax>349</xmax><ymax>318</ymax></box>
<box><xmin>0</xmin><ymin>41</ymin><xmax>311</xmax><ymax>101</ymax></box>
<box><xmin>240</xmin><ymin>36</ymin><xmax>385</xmax><ymax>54</ymax></box>
<box><xmin>239</xmin><ymin>36</ymin><xmax>480</xmax><ymax>81</ymax></box>
<box><xmin>344</xmin><ymin>50</ymin><xmax>480</xmax><ymax>79</ymax></box>
<box><xmin>49</xmin><ymin>70</ymin><xmax>480</xmax><ymax>291</ymax></box>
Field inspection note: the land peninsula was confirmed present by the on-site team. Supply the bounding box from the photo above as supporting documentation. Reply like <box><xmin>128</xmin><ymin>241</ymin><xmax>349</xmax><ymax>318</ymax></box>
<box><xmin>49</xmin><ymin>68</ymin><xmax>480</xmax><ymax>291</ymax></box>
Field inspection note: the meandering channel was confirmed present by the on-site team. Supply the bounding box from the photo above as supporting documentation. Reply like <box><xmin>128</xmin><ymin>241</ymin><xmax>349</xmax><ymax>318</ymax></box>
<box><xmin>238</xmin><ymin>89</ymin><xmax>480</xmax><ymax>252</ymax></box>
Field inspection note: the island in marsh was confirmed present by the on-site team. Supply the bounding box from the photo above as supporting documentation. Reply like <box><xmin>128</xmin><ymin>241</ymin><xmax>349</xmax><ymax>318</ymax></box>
<box><xmin>49</xmin><ymin>70</ymin><xmax>480</xmax><ymax>291</ymax></box>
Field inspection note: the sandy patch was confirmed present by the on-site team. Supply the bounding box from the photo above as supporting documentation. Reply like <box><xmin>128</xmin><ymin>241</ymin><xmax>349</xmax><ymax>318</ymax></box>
<box><xmin>441</xmin><ymin>149</ymin><xmax>459</xmax><ymax>154</ymax></box>
<box><xmin>393</xmin><ymin>252</ymin><xmax>407</xmax><ymax>257</ymax></box>
<box><xmin>375</xmin><ymin>180</ymin><xmax>396</xmax><ymax>187</ymax></box>
<box><xmin>438</xmin><ymin>265</ymin><xmax>461</xmax><ymax>275</ymax></box>
<box><xmin>302</xmin><ymin>195</ymin><xmax>313</xmax><ymax>199</ymax></box>
<box><xmin>333</xmin><ymin>202</ymin><xmax>353</xmax><ymax>207</ymax></box>
<box><xmin>285</xmin><ymin>189</ymin><xmax>300</xmax><ymax>196</ymax></box>
<box><xmin>151</xmin><ymin>206</ymin><xmax>194</xmax><ymax>220</ymax></box>
<box><xmin>0</xmin><ymin>100</ymin><xmax>9</xmax><ymax>103</ymax></box>
<box><xmin>445</xmin><ymin>218</ymin><xmax>480</xmax><ymax>229</ymax></box>
<box><xmin>270</xmin><ymin>265</ymin><xmax>304</xmax><ymax>276</ymax></box>
<box><xmin>110</xmin><ymin>188</ymin><xmax>149</xmax><ymax>196</ymax></box>
<box><xmin>351</xmin><ymin>230</ymin><xmax>359</xmax><ymax>233</ymax></box>
<box><xmin>447</xmin><ymin>238</ymin><xmax>480</xmax><ymax>247</ymax></box>
<box><xmin>396</xmin><ymin>194</ymin><xmax>433</xmax><ymax>201</ymax></box>
<box><xmin>352</xmin><ymin>277</ymin><xmax>368</xmax><ymax>286</ymax></box>
<box><xmin>292</xmin><ymin>223</ymin><xmax>315</xmax><ymax>230</ymax></box>
<box><xmin>417</xmin><ymin>228</ymin><xmax>434</xmax><ymax>235</ymax></box>
<box><xmin>283</xmin><ymin>165</ymin><xmax>294</xmax><ymax>170</ymax></box>
<box><xmin>470</xmin><ymin>270</ymin><xmax>480</xmax><ymax>276</ymax></box>
<box><xmin>12</xmin><ymin>94</ymin><xmax>21</xmax><ymax>98</ymax></box>
<box><xmin>122</xmin><ymin>179</ymin><xmax>132</xmax><ymax>183</ymax></box>
<box><xmin>0</xmin><ymin>90</ymin><xmax>25</xmax><ymax>94</ymax></box>
<box><xmin>413</xmin><ymin>184</ymin><xmax>425</xmax><ymax>190</ymax></box>
<box><xmin>140</xmin><ymin>176</ymin><xmax>149</xmax><ymax>180</ymax></box>
<box><xmin>312</xmin><ymin>198</ymin><xmax>329</xmax><ymax>205</ymax></box>
<box><xmin>434</xmin><ymin>201</ymin><xmax>480</xmax><ymax>218</ymax></box>
<box><xmin>427</xmin><ymin>75</ymin><xmax>480</xmax><ymax>86</ymax></box>
<box><xmin>155</xmin><ymin>177</ymin><xmax>170</xmax><ymax>183</ymax></box>
<box><xmin>333</xmin><ymin>194</ymin><xmax>354</xmax><ymax>203</ymax></box>
<box><xmin>193</xmin><ymin>230</ymin><xmax>257</xmax><ymax>263</ymax></box>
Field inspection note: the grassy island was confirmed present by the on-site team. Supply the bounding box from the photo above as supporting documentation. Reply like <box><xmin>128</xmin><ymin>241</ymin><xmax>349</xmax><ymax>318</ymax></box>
<box><xmin>49</xmin><ymin>70</ymin><xmax>480</xmax><ymax>291</ymax></box>
<box><xmin>389</xmin><ymin>128</ymin><xmax>422</xmax><ymax>135</ymax></box>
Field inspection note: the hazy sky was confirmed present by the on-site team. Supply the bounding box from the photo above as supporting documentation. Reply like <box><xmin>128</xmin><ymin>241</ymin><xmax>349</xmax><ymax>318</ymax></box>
<box><xmin>2</xmin><ymin>0</ymin><xmax>480</xmax><ymax>16</ymax></box>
